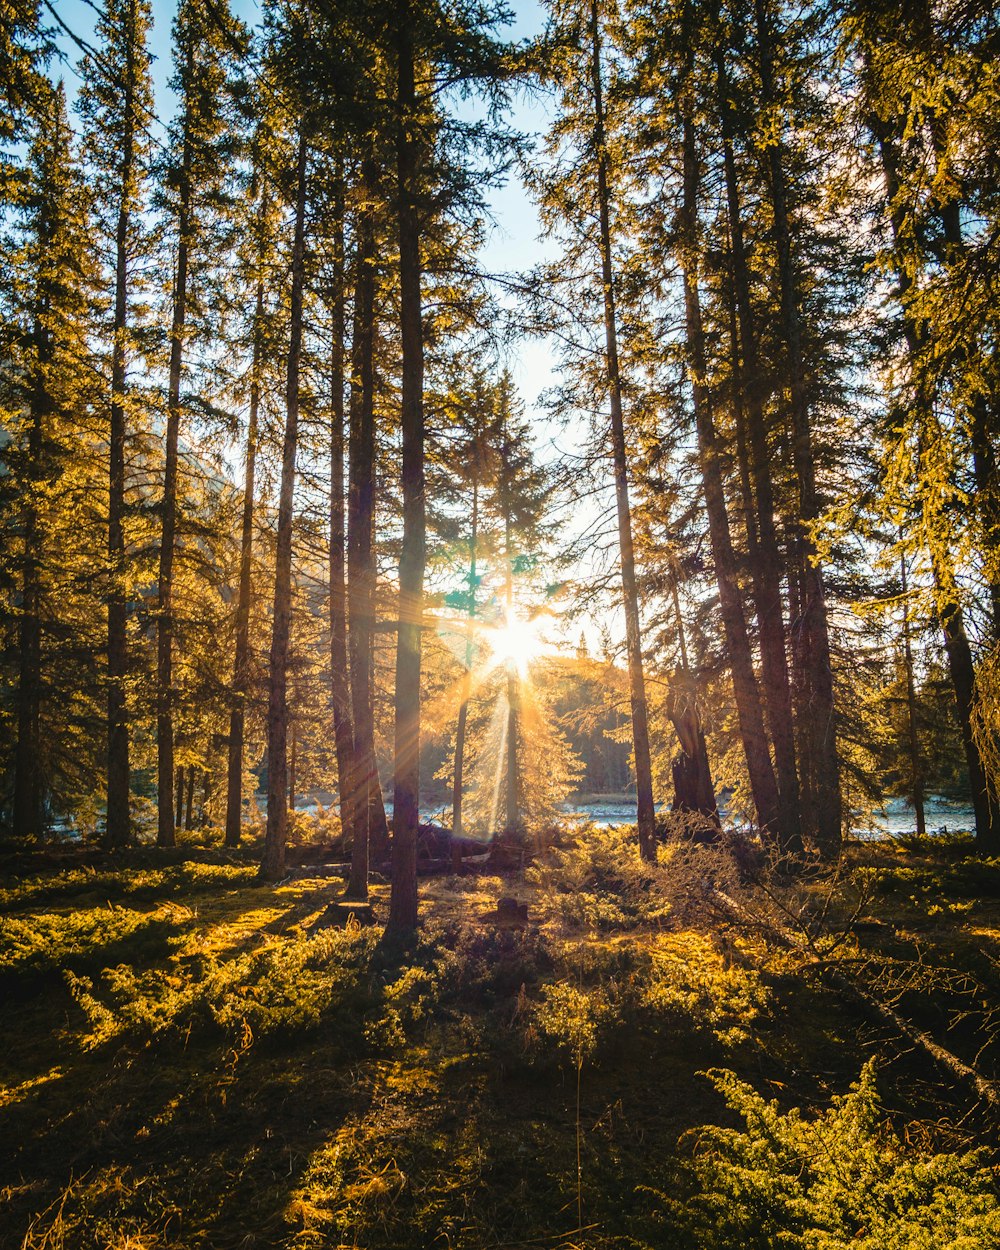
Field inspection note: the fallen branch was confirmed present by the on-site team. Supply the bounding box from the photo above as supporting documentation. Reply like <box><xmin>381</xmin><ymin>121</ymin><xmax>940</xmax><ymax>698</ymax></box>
<box><xmin>711</xmin><ymin>888</ymin><xmax>1000</xmax><ymax>1112</ymax></box>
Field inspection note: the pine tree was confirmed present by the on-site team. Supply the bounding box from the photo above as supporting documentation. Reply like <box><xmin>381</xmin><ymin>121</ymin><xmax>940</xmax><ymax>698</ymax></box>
<box><xmin>4</xmin><ymin>83</ymin><xmax>95</xmax><ymax>837</ymax></box>
<box><xmin>155</xmin><ymin>0</ymin><xmax>247</xmax><ymax>847</ymax></box>
<box><xmin>77</xmin><ymin>0</ymin><xmax>155</xmax><ymax>848</ymax></box>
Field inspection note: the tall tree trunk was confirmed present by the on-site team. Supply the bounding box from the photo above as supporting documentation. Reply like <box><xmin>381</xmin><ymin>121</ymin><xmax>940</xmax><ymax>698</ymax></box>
<box><xmin>588</xmin><ymin>0</ymin><xmax>656</xmax><ymax>862</ymax></box>
<box><xmin>899</xmin><ymin>550</ymin><xmax>926</xmax><ymax>839</ymax></box>
<box><xmin>105</xmin><ymin>0</ymin><xmax>140</xmax><ymax>851</ymax></box>
<box><xmin>716</xmin><ymin>44</ymin><xmax>802</xmax><ymax>855</ymax></box>
<box><xmin>451</xmin><ymin>472</ymin><xmax>478</xmax><ymax>868</ymax></box>
<box><xmin>874</xmin><ymin>119</ymin><xmax>1000</xmax><ymax>853</ymax></box>
<box><xmin>224</xmin><ymin>276</ymin><xmax>263</xmax><ymax>847</ymax></box>
<box><xmin>328</xmin><ymin>168</ymin><xmax>359</xmax><ymax>853</ymax></box>
<box><xmin>678</xmin><ymin>83</ymin><xmax>782</xmax><ymax>844</ymax></box>
<box><xmin>175</xmin><ymin>765</ymin><xmax>184</xmax><ymax>828</ymax></box>
<box><xmin>289</xmin><ymin>722</ymin><xmax>296</xmax><ymax>815</ymax></box>
<box><xmin>259</xmin><ymin>133</ymin><xmax>308</xmax><ymax>882</ymax></box>
<box><xmin>752</xmin><ymin>0</ymin><xmax>841</xmax><ymax>856</ymax></box>
<box><xmin>184</xmin><ymin>764</ymin><xmax>195</xmax><ymax>831</ymax></box>
<box><xmin>345</xmin><ymin>154</ymin><xmax>383</xmax><ymax>901</ymax></box>
<box><xmin>667</xmin><ymin>583</ymin><xmax>719</xmax><ymax>828</ymax></box>
<box><xmin>502</xmin><ymin>457</ymin><xmax>522</xmax><ymax>842</ymax></box>
<box><xmin>13</xmin><ymin>268</ymin><xmax>51</xmax><ymax>840</ymax></box>
<box><xmin>971</xmin><ymin>396</ymin><xmax>1000</xmax><ymax>640</ymax></box>
<box><xmin>156</xmin><ymin>76</ymin><xmax>193</xmax><ymax>850</ymax></box>
<box><xmin>389</xmin><ymin>5</ymin><xmax>426</xmax><ymax>933</ymax></box>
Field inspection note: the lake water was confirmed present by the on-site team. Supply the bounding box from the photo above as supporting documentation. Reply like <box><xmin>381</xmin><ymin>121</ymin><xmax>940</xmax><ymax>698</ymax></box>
<box><xmin>395</xmin><ymin>792</ymin><xmax>979</xmax><ymax>839</ymax></box>
<box><xmin>562</xmin><ymin>793</ymin><xmax>977</xmax><ymax>838</ymax></box>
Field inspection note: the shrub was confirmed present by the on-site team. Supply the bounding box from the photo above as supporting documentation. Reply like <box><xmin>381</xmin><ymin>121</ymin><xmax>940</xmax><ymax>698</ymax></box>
<box><xmin>66</xmin><ymin>923</ymin><xmax>379</xmax><ymax>1050</ymax></box>
<box><xmin>649</xmin><ymin>1062</ymin><xmax>1000</xmax><ymax>1249</ymax></box>
<box><xmin>0</xmin><ymin>907</ymin><xmax>183</xmax><ymax>982</ymax></box>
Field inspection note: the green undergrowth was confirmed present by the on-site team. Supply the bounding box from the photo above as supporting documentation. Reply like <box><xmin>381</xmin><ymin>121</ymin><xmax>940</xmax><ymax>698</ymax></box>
<box><xmin>1</xmin><ymin>830</ymin><xmax>998</xmax><ymax>1249</ymax></box>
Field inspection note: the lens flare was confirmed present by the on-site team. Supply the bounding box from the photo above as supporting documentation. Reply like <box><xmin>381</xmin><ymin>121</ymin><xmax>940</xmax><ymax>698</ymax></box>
<box><xmin>486</xmin><ymin>613</ymin><xmax>544</xmax><ymax>677</ymax></box>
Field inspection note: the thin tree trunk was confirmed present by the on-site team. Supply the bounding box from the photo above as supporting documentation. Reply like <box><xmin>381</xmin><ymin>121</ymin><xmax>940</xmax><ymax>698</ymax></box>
<box><xmin>451</xmin><ymin>472</ymin><xmax>478</xmax><ymax>870</ymax></box>
<box><xmin>717</xmin><ymin>44</ymin><xmax>802</xmax><ymax>855</ymax></box>
<box><xmin>753</xmin><ymin>0</ymin><xmax>841</xmax><ymax>856</ymax></box>
<box><xmin>289</xmin><ymin>722</ymin><xmax>296</xmax><ymax>815</ymax></box>
<box><xmin>13</xmin><ymin>270</ymin><xmax>50</xmax><ymax>840</ymax></box>
<box><xmin>874</xmin><ymin>119</ymin><xmax>1000</xmax><ymax>853</ymax></box>
<box><xmin>678</xmin><ymin>81</ymin><xmax>782</xmax><ymax>843</ymax></box>
<box><xmin>184</xmin><ymin>764</ymin><xmax>195</xmax><ymax>831</ymax></box>
<box><xmin>260</xmin><ymin>133</ymin><xmax>308</xmax><ymax>882</ymax></box>
<box><xmin>105</xmin><ymin>0</ymin><xmax>139</xmax><ymax>851</ymax></box>
<box><xmin>345</xmin><ymin>154</ymin><xmax>381</xmax><ymax>901</ymax></box>
<box><xmin>175</xmin><ymin>765</ymin><xmax>184</xmax><ymax>826</ymax></box>
<box><xmin>668</xmin><ymin>582</ymin><xmax>719</xmax><ymax>827</ymax></box>
<box><xmin>328</xmin><ymin>167</ymin><xmax>358</xmax><ymax>853</ymax></box>
<box><xmin>588</xmin><ymin>0</ymin><xmax>656</xmax><ymax>862</ymax></box>
<box><xmin>156</xmin><ymin>69</ymin><xmax>193</xmax><ymax>849</ymax></box>
<box><xmin>224</xmin><ymin>275</ymin><xmax>263</xmax><ymax>847</ymax></box>
<box><xmin>899</xmin><ymin>550</ymin><xmax>926</xmax><ymax>839</ymax></box>
<box><xmin>500</xmin><ymin>421</ymin><xmax>522</xmax><ymax>844</ymax></box>
<box><xmin>389</xmin><ymin>5</ymin><xmax>426</xmax><ymax>933</ymax></box>
<box><xmin>971</xmin><ymin>396</ymin><xmax>1000</xmax><ymax>639</ymax></box>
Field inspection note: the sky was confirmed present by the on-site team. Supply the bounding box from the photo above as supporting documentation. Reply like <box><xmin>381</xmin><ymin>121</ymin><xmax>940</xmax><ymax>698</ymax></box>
<box><xmin>49</xmin><ymin>0</ymin><xmax>614</xmax><ymax>651</ymax></box>
<box><xmin>50</xmin><ymin>0</ymin><xmax>561</xmax><ymax>428</ymax></box>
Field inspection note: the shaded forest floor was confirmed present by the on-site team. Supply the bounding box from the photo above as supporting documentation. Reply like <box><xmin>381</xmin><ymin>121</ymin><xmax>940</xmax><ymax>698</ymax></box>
<box><xmin>2</xmin><ymin>826</ymin><xmax>1000</xmax><ymax>1249</ymax></box>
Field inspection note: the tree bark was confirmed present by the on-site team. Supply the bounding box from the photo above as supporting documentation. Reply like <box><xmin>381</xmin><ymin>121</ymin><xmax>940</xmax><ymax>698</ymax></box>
<box><xmin>452</xmin><ymin>471</ymin><xmax>478</xmax><ymax>868</ymax></box>
<box><xmin>499</xmin><ymin>417</ymin><xmax>522</xmax><ymax>844</ymax></box>
<box><xmin>224</xmin><ymin>274</ymin><xmax>263</xmax><ymax>847</ymax></box>
<box><xmin>716</xmin><ymin>43</ymin><xmax>802</xmax><ymax>856</ymax></box>
<box><xmin>752</xmin><ymin>0</ymin><xmax>841</xmax><ymax>856</ymax></box>
<box><xmin>184</xmin><ymin>764</ymin><xmax>195</xmax><ymax>831</ymax></box>
<box><xmin>588</xmin><ymin>0</ymin><xmax>656</xmax><ymax>862</ymax></box>
<box><xmin>345</xmin><ymin>154</ymin><xmax>384</xmax><ymax>901</ymax></box>
<box><xmin>13</xmin><ymin>208</ymin><xmax>52</xmax><ymax>840</ymax></box>
<box><xmin>259</xmin><ymin>133</ymin><xmax>308</xmax><ymax>882</ymax></box>
<box><xmin>156</xmin><ymin>56</ymin><xmax>193</xmax><ymax>850</ymax></box>
<box><xmin>328</xmin><ymin>167</ymin><xmax>359</xmax><ymax>855</ymax></box>
<box><xmin>678</xmin><ymin>84</ymin><xmax>782</xmax><ymax>844</ymax></box>
<box><xmin>874</xmin><ymin>118</ymin><xmax>1000</xmax><ymax>853</ymax></box>
<box><xmin>389</xmin><ymin>4</ymin><xmax>426</xmax><ymax>933</ymax></box>
<box><xmin>105</xmin><ymin>0</ymin><xmax>140</xmax><ymax>850</ymax></box>
<box><xmin>899</xmin><ymin>550</ymin><xmax>926</xmax><ymax>839</ymax></box>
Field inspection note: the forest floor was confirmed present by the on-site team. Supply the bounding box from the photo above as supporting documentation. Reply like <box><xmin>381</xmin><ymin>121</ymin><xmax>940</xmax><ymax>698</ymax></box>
<box><xmin>2</xmin><ymin>825</ymin><xmax>1000</xmax><ymax>1249</ymax></box>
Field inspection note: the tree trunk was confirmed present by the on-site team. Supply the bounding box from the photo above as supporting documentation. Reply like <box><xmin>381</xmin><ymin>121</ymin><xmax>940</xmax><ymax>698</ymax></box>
<box><xmin>971</xmin><ymin>396</ymin><xmax>1000</xmax><ymax>640</ymax></box>
<box><xmin>345</xmin><ymin>154</ymin><xmax>382</xmax><ymax>901</ymax></box>
<box><xmin>13</xmin><ymin>272</ymin><xmax>50</xmax><ymax>841</ymax></box>
<box><xmin>105</xmin><ymin>0</ymin><xmax>139</xmax><ymax>851</ymax></box>
<box><xmin>156</xmin><ymin>71</ymin><xmax>193</xmax><ymax>850</ymax></box>
<box><xmin>588</xmin><ymin>0</ymin><xmax>656</xmax><ymax>862</ymax></box>
<box><xmin>500</xmin><ymin>424</ymin><xmax>522</xmax><ymax>844</ymax></box>
<box><xmin>753</xmin><ymin>0</ymin><xmax>841</xmax><ymax>856</ymax></box>
<box><xmin>175</xmin><ymin>765</ymin><xmax>184</xmax><ymax>827</ymax></box>
<box><xmin>289</xmin><ymin>722</ymin><xmax>296</xmax><ymax>815</ymax></box>
<box><xmin>667</xmin><ymin>583</ymin><xmax>719</xmax><ymax>829</ymax></box>
<box><xmin>899</xmin><ymin>550</ymin><xmax>926</xmax><ymax>839</ymax></box>
<box><xmin>224</xmin><ymin>275</ymin><xmax>263</xmax><ymax>847</ymax></box>
<box><xmin>874</xmin><ymin>119</ymin><xmax>1000</xmax><ymax>853</ymax></box>
<box><xmin>451</xmin><ymin>473</ymin><xmax>478</xmax><ymax>870</ymax></box>
<box><xmin>328</xmin><ymin>168</ymin><xmax>359</xmax><ymax>854</ymax></box>
<box><xmin>716</xmin><ymin>43</ymin><xmax>802</xmax><ymax>855</ymax></box>
<box><xmin>184</xmin><ymin>764</ymin><xmax>195</xmax><ymax>832</ymax></box>
<box><xmin>389</xmin><ymin>5</ymin><xmax>426</xmax><ymax>933</ymax></box>
<box><xmin>678</xmin><ymin>86</ymin><xmax>782</xmax><ymax>844</ymax></box>
<box><xmin>259</xmin><ymin>133</ymin><xmax>308</xmax><ymax>883</ymax></box>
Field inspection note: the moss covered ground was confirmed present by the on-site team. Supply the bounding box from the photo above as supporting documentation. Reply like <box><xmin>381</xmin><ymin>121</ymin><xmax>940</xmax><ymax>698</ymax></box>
<box><xmin>1</xmin><ymin>827</ymin><xmax>999</xmax><ymax>1249</ymax></box>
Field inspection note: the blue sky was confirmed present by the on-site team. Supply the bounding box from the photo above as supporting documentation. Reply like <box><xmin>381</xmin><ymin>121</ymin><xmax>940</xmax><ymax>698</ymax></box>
<box><xmin>48</xmin><ymin>0</ymin><xmax>611</xmax><ymax>648</ymax></box>
<box><xmin>50</xmin><ymin>0</ymin><xmax>557</xmax><ymax>414</ymax></box>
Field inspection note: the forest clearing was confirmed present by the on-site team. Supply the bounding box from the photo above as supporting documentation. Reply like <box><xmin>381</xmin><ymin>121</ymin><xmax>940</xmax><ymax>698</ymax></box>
<box><xmin>3</xmin><ymin>0</ymin><xmax>1000</xmax><ymax>1244</ymax></box>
